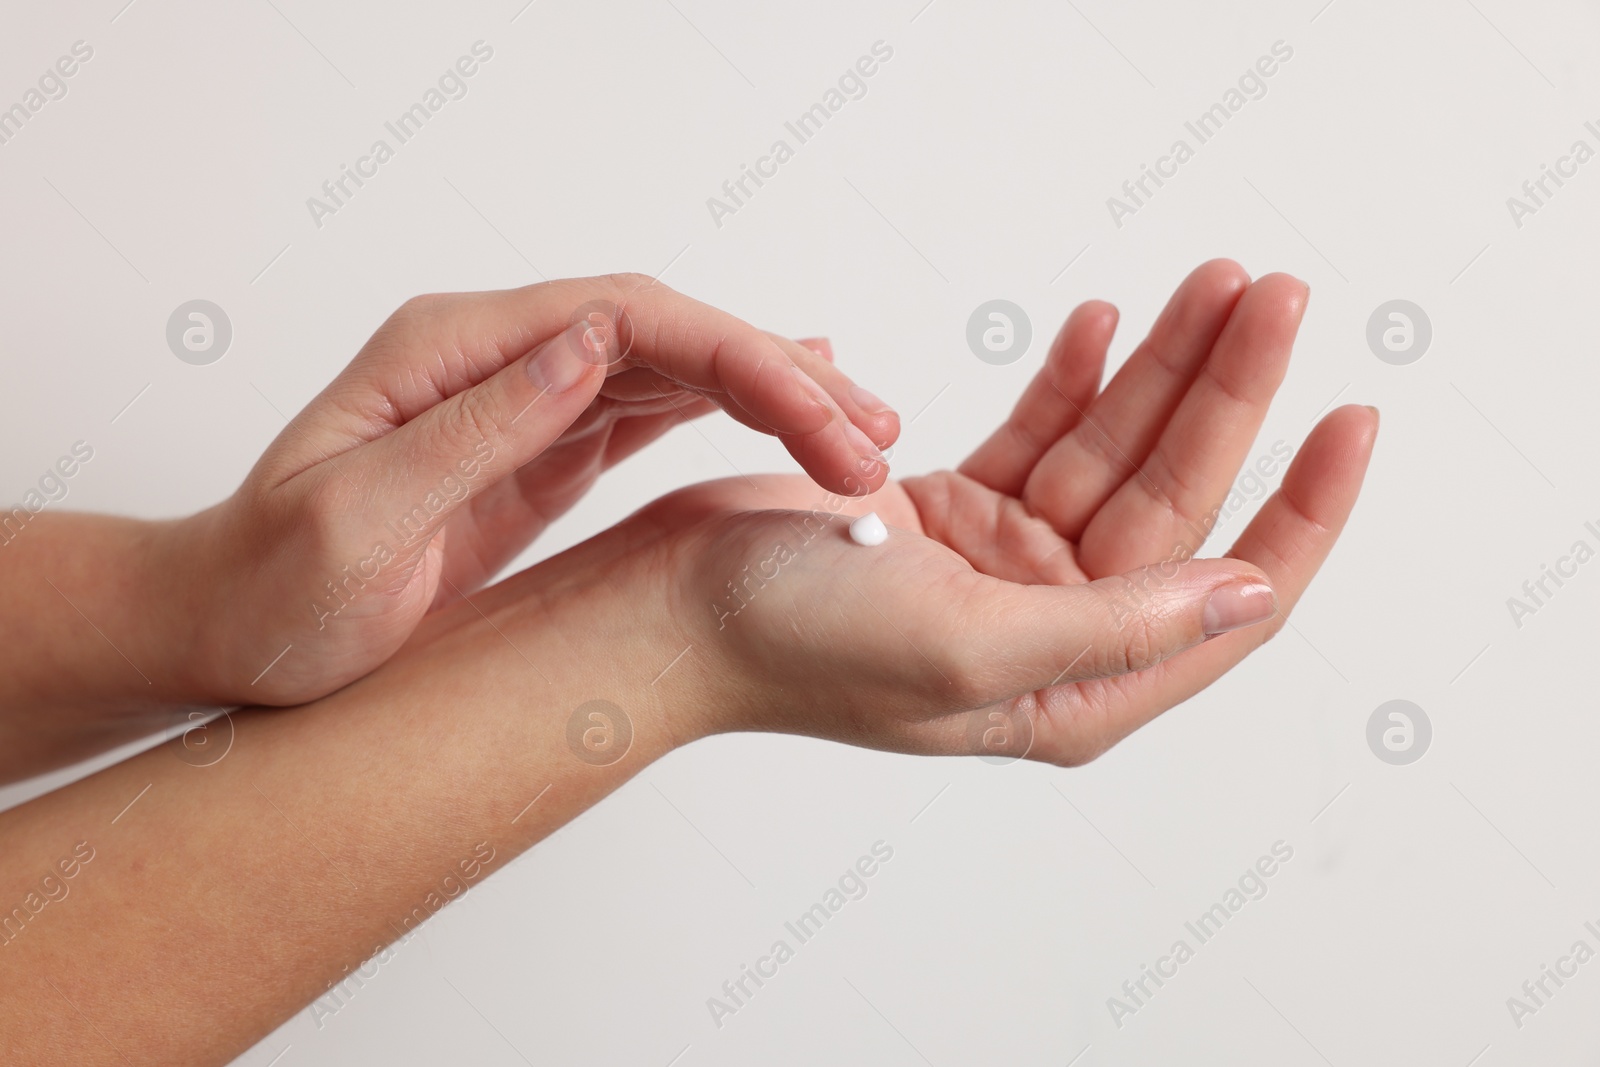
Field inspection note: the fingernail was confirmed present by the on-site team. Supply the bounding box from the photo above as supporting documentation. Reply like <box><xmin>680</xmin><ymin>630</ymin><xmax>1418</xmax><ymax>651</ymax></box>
<box><xmin>849</xmin><ymin>384</ymin><xmax>893</xmax><ymax>415</ymax></box>
<box><xmin>793</xmin><ymin>364</ymin><xmax>836</xmax><ymax>414</ymax></box>
<box><xmin>1202</xmin><ymin>581</ymin><xmax>1276</xmax><ymax>636</ymax></box>
<box><xmin>528</xmin><ymin>325</ymin><xmax>593</xmax><ymax>394</ymax></box>
<box><xmin>1364</xmin><ymin>404</ymin><xmax>1381</xmax><ymax>426</ymax></box>
<box><xmin>843</xmin><ymin>420</ymin><xmax>884</xmax><ymax>463</ymax></box>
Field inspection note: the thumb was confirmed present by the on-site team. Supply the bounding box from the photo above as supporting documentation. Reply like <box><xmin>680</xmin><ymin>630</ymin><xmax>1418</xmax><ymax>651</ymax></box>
<box><xmin>348</xmin><ymin>319</ymin><xmax>604</xmax><ymax>552</ymax></box>
<box><xmin>983</xmin><ymin>559</ymin><xmax>1277</xmax><ymax>693</ymax></box>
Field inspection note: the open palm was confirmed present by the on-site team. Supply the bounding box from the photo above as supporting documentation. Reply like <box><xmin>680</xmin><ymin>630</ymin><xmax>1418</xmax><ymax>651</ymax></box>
<box><xmin>638</xmin><ymin>262</ymin><xmax>1377</xmax><ymax>765</ymax></box>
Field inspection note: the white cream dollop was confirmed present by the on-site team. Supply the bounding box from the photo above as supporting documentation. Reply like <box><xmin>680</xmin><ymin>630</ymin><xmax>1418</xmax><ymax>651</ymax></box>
<box><xmin>848</xmin><ymin>511</ymin><xmax>888</xmax><ymax>547</ymax></box>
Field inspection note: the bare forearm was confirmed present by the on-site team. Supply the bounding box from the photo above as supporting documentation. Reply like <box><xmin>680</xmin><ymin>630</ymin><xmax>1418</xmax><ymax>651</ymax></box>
<box><xmin>0</xmin><ymin>538</ymin><xmax>702</xmax><ymax>1065</ymax></box>
<box><xmin>0</xmin><ymin>511</ymin><xmax>219</xmax><ymax>781</ymax></box>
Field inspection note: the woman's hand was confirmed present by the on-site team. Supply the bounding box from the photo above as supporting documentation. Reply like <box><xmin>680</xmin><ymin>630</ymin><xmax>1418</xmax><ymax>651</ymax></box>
<box><xmin>606</xmin><ymin>262</ymin><xmax>1377</xmax><ymax>763</ymax></box>
<box><xmin>171</xmin><ymin>274</ymin><xmax>899</xmax><ymax>708</ymax></box>
<box><xmin>0</xmin><ymin>262</ymin><xmax>1373</xmax><ymax>1062</ymax></box>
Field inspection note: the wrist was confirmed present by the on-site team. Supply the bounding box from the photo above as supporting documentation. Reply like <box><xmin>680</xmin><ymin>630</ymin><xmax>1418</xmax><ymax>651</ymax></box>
<box><xmin>140</xmin><ymin>504</ymin><xmax>237</xmax><ymax>706</ymax></box>
<box><xmin>0</xmin><ymin>510</ymin><xmax>231</xmax><ymax>781</ymax></box>
<box><xmin>452</xmin><ymin>517</ymin><xmax>733</xmax><ymax>763</ymax></box>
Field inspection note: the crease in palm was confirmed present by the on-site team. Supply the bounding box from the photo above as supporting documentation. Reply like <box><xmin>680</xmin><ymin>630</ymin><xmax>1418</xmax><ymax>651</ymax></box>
<box><xmin>622</xmin><ymin>261</ymin><xmax>1377</xmax><ymax>764</ymax></box>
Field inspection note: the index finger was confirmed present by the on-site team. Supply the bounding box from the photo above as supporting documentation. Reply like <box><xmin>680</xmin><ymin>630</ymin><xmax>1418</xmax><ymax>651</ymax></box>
<box><xmin>285</xmin><ymin>274</ymin><xmax>899</xmax><ymax>495</ymax></box>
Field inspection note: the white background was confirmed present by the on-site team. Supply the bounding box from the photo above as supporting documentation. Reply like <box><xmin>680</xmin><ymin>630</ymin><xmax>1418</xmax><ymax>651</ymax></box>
<box><xmin>3</xmin><ymin>0</ymin><xmax>1598</xmax><ymax>1063</ymax></box>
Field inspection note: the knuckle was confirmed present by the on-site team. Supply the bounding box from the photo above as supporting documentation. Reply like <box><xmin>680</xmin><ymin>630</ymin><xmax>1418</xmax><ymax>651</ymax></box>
<box><xmin>941</xmin><ymin>652</ymin><xmax>994</xmax><ymax>708</ymax></box>
<box><xmin>448</xmin><ymin>386</ymin><xmax>507</xmax><ymax>457</ymax></box>
<box><xmin>1039</xmin><ymin>697</ymin><xmax>1123</xmax><ymax>769</ymax></box>
<box><xmin>597</xmin><ymin>272</ymin><xmax>658</xmax><ymax>310</ymax></box>
<box><xmin>604</xmin><ymin>271</ymin><xmax>653</xmax><ymax>291</ymax></box>
<box><xmin>394</xmin><ymin>291</ymin><xmax>454</xmax><ymax>323</ymax></box>
<box><xmin>1118</xmin><ymin>613</ymin><xmax>1163</xmax><ymax>674</ymax></box>
<box><xmin>1097</xmin><ymin>575</ymin><xmax>1161</xmax><ymax>676</ymax></box>
<box><xmin>1052</xmin><ymin>736</ymin><xmax>1112</xmax><ymax>769</ymax></box>
<box><xmin>930</xmin><ymin>583</ymin><xmax>1001</xmax><ymax>706</ymax></box>
<box><xmin>294</xmin><ymin>474</ymin><xmax>359</xmax><ymax>557</ymax></box>
<box><xmin>373</xmin><ymin>293</ymin><xmax>461</xmax><ymax>353</ymax></box>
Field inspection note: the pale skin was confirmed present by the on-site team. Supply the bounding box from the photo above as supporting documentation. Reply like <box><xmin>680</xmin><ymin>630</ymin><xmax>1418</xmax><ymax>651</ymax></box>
<box><xmin>0</xmin><ymin>273</ymin><xmax>899</xmax><ymax>781</ymax></box>
<box><xmin>0</xmin><ymin>260</ymin><xmax>1377</xmax><ymax>1063</ymax></box>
